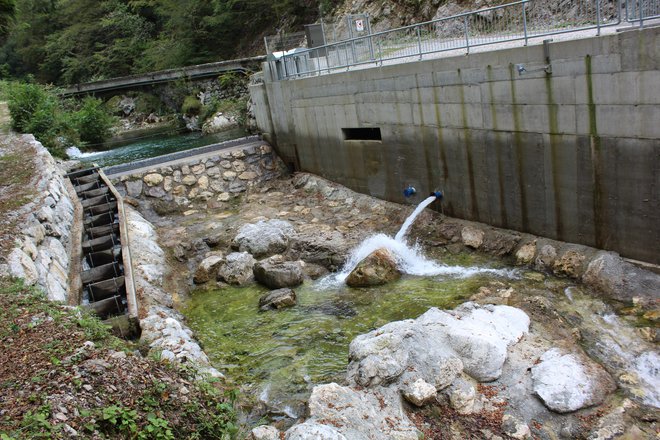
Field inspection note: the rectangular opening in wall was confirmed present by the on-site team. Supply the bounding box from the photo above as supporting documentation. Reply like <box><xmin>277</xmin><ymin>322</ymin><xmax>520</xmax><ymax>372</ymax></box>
<box><xmin>342</xmin><ymin>127</ymin><xmax>382</xmax><ymax>141</ymax></box>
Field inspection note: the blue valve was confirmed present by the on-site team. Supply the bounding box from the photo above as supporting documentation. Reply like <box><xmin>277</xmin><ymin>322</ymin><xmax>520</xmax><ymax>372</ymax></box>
<box><xmin>403</xmin><ymin>185</ymin><xmax>417</xmax><ymax>198</ymax></box>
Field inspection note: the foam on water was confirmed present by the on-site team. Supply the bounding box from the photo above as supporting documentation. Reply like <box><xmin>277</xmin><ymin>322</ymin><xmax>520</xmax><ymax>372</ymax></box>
<box><xmin>317</xmin><ymin>232</ymin><xmax>516</xmax><ymax>289</ymax></box>
<box><xmin>66</xmin><ymin>146</ymin><xmax>103</xmax><ymax>159</ymax></box>
<box><xmin>317</xmin><ymin>194</ymin><xmax>517</xmax><ymax>289</ymax></box>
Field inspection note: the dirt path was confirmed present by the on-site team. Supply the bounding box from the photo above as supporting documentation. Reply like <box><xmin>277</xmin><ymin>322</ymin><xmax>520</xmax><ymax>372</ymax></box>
<box><xmin>0</xmin><ymin>101</ymin><xmax>10</xmax><ymax>134</ymax></box>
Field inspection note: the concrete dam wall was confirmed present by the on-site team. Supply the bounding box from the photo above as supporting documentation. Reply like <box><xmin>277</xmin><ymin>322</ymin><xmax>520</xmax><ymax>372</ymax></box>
<box><xmin>250</xmin><ymin>26</ymin><xmax>659</xmax><ymax>264</ymax></box>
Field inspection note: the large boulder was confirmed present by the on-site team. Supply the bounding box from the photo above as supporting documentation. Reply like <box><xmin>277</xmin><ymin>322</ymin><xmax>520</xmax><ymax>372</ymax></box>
<box><xmin>233</xmin><ymin>219</ymin><xmax>295</xmax><ymax>258</ymax></box>
<box><xmin>202</xmin><ymin>112</ymin><xmax>237</xmax><ymax>135</ymax></box>
<box><xmin>217</xmin><ymin>252</ymin><xmax>256</xmax><ymax>285</ymax></box>
<box><xmin>193</xmin><ymin>253</ymin><xmax>224</xmax><ymax>284</ymax></box>
<box><xmin>582</xmin><ymin>251</ymin><xmax>660</xmax><ymax>305</ymax></box>
<box><xmin>253</xmin><ymin>255</ymin><xmax>304</xmax><ymax>289</ymax></box>
<box><xmin>347</xmin><ymin>303</ymin><xmax>530</xmax><ymax>390</ymax></box>
<box><xmin>531</xmin><ymin>348</ymin><xmax>616</xmax><ymax>413</ymax></box>
<box><xmin>259</xmin><ymin>288</ymin><xmax>297</xmax><ymax>311</ymax></box>
<box><xmin>345</xmin><ymin>248</ymin><xmax>401</xmax><ymax>287</ymax></box>
<box><xmin>288</xmin><ymin>228</ymin><xmax>349</xmax><ymax>271</ymax></box>
<box><xmin>284</xmin><ymin>383</ymin><xmax>419</xmax><ymax>440</ymax></box>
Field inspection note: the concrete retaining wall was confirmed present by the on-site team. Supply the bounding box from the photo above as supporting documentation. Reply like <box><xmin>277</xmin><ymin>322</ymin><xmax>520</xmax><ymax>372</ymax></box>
<box><xmin>250</xmin><ymin>26</ymin><xmax>660</xmax><ymax>264</ymax></box>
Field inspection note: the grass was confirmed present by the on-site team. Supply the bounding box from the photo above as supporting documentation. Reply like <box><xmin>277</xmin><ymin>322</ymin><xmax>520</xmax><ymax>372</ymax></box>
<box><xmin>0</xmin><ymin>142</ymin><xmax>39</xmax><ymax>259</ymax></box>
<box><xmin>0</xmin><ymin>277</ymin><xmax>239</xmax><ymax>439</ymax></box>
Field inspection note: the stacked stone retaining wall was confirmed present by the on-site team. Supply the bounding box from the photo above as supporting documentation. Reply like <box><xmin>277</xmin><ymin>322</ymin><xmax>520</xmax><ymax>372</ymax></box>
<box><xmin>2</xmin><ymin>135</ymin><xmax>76</xmax><ymax>302</ymax></box>
<box><xmin>113</xmin><ymin>142</ymin><xmax>286</xmax><ymax>205</ymax></box>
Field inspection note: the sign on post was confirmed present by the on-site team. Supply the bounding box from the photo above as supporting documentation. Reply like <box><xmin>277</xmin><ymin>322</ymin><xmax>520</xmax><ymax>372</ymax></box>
<box><xmin>355</xmin><ymin>19</ymin><xmax>365</xmax><ymax>32</ymax></box>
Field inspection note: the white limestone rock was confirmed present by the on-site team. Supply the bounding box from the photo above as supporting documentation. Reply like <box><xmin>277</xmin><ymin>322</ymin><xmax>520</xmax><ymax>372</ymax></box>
<box><xmin>233</xmin><ymin>219</ymin><xmax>295</xmax><ymax>258</ymax></box>
<box><xmin>217</xmin><ymin>252</ymin><xmax>256</xmax><ymax>285</ymax></box>
<box><xmin>461</xmin><ymin>226</ymin><xmax>485</xmax><ymax>249</ymax></box>
<box><xmin>285</xmin><ymin>383</ymin><xmax>419</xmax><ymax>440</ymax></box>
<box><xmin>193</xmin><ymin>253</ymin><xmax>224</xmax><ymax>284</ymax></box>
<box><xmin>401</xmin><ymin>378</ymin><xmax>437</xmax><ymax>406</ymax></box>
<box><xmin>7</xmin><ymin>248</ymin><xmax>39</xmax><ymax>286</ymax></box>
<box><xmin>531</xmin><ymin>348</ymin><xmax>616</xmax><ymax>413</ymax></box>
<box><xmin>285</xmin><ymin>423</ymin><xmax>346</xmax><ymax>440</ymax></box>
<box><xmin>347</xmin><ymin>303</ymin><xmax>529</xmax><ymax>389</ymax></box>
<box><xmin>250</xmin><ymin>425</ymin><xmax>280</xmax><ymax>440</ymax></box>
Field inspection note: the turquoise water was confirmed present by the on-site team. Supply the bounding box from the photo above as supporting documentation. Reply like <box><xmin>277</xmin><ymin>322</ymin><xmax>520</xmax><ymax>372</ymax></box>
<box><xmin>71</xmin><ymin>127</ymin><xmax>248</xmax><ymax>168</ymax></box>
<box><xmin>182</xmin><ymin>261</ymin><xmax>515</xmax><ymax>413</ymax></box>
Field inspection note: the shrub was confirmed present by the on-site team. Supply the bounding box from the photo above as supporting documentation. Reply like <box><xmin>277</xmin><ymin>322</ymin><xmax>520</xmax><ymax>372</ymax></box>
<box><xmin>134</xmin><ymin>92</ymin><xmax>165</xmax><ymax>115</ymax></box>
<box><xmin>72</xmin><ymin>96</ymin><xmax>114</xmax><ymax>145</ymax></box>
<box><xmin>7</xmin><ymin>82</ymin><xmax>56</xmax><ymax>133</ymax></box>
<box><xmin>181</xmin><ymin>95</ymin><xmax>201</xmax><ymax>116</ymax></box>
<box><xmin>7</xmin><ymin>82</ymin><xmax>115</xmax><ymax>155</ymax></box>
<box><xmin>6</xmin><ymin>82</ymin><xmax>69</xmax><ymax>156</ymax></box>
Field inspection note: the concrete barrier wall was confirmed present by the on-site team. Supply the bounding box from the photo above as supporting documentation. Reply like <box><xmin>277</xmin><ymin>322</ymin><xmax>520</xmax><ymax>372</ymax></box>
<box><xmin>250</xmin><ymin>26</ymin><xmax>660</xmax><ymax>264</ymax></box>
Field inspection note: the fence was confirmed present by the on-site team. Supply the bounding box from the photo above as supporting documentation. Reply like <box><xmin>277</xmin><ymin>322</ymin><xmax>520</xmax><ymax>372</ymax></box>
<box><xmin>275</xmin><ymin>0</ymin><xmax>656</xmax><ymax>80</ymax></box>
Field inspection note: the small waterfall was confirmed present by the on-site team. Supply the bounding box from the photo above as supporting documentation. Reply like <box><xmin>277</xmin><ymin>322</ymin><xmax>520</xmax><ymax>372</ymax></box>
<box><xmin>66</xmin><ymin>146</ymin><xmax>102</xmax><ymax>160</ymax></box>
<box><xmin>394</xmin><ymin>195</ymin><xmax>437</xmax><ymax>242</ymax></box>
<box><xmin>318</xmin><ymin>195</ymin><xmax>516</xmax><ymax>288</ymax></box>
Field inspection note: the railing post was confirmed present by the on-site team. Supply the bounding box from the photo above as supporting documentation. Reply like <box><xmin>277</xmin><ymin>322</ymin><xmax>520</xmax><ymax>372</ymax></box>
<box><xmin>596</xmin><ymin>0</ymin><xmax>602</xmax><ymax>35</ymax></box>
<box><xmin>464</xmin><ymin>16</ymin><xmax>470</xmax><ymax>54</ymax></box>
<box><xmin>283</xmin><ymin>56</ymin><xmax>289</xmax><ymax>79</ymax></box>
<box><xmin>377</xmin><ymin>40</ymin><xmax>383</xmax><ymax>66</ymax></box>
<box><xmin>416</xmin><ymin>26</ymin><xmax>423</xmax><ymax>59</ymax></box>
<box><xmin>522</xmin><ymin>1</ymin><xmax>528</xmax><ymax>46</ymax></box>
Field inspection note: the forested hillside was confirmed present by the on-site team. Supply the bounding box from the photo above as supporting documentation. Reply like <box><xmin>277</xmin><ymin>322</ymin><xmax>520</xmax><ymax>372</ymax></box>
<box><xmin>0</xmin><ymin>0</ymin><xmax>342</xmax><ymax>85</ymax></box>
<box><xmin>0</xmin><ymin>0</ymin><xmax>543</xmax><ymax>85</ymax></box>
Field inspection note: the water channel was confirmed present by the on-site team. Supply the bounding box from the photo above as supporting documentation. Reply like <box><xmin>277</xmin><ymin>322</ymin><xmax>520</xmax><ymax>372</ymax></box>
<box><xmin>67</xmin><ymin>127</ymin><xmax>248</xmax><ymax>168</ymax></box>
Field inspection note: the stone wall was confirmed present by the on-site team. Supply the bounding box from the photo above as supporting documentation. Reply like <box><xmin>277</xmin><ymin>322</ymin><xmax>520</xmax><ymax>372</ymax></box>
<box><xmin>113</xmin><ymin>142</ymin><xmax>286</xmax><ymax>206</ymax></box>
<box><xmin>123</xmin><ymin>205</ymin><xmax>222</xmax><ymax>376</ymax></box>
<box><xmin>251</xmin><ymin>26</ymin><xmax>660</xmax><ymax>264</ymax></box>
<box><xmin>3</xmin><ymin>135</ymin><xmax>76</xmax><ymax>302</ymax></box>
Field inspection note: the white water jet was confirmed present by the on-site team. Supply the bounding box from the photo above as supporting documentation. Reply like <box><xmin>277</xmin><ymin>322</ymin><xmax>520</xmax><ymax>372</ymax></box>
<box><xmin>394</xmin><ymin>195</ymin><xmax>437</xmax><ymax>242</ymax></box>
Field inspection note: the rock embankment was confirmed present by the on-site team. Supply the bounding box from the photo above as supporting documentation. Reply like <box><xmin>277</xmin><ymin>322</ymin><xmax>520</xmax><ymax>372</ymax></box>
<box><xmin>1</xmin><ymin>134</ymin><xmax>76</xmax><ymax>303</ymax></box>
<box><xmin>124</xmin><ymin>205</ymin><xmax>222</xmax><ymax>376</ymax></box>
<box><xmin>114</xmin><ymin>142</ymin><xmax>286</xmax><ymax>209</ymax></box>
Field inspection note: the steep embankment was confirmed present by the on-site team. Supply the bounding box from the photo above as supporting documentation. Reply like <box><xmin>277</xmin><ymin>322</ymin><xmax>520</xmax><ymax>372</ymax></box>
<box><xmin>0</xmin><ymin>132</ymin><xmax>240</xmax><ymax>438</ymax></box>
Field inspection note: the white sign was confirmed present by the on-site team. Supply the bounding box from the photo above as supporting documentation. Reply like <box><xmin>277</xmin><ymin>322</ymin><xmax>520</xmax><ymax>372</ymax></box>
<box><xmin>355</xmin><ymin>19</ymin><xmax>364</xmax><ymax>32</ymax></box>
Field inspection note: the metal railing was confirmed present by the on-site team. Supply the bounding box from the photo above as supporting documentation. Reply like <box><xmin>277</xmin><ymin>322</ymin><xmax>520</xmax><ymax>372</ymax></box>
<box><xmin>626</xmin><ymin>0</ymin><xmax>660</xmax><ymax>22</ymax></box>
<box><xmin>275</xmin><ymin>0</ymin><xmax>655</xmax><ymax>80</ymax></box>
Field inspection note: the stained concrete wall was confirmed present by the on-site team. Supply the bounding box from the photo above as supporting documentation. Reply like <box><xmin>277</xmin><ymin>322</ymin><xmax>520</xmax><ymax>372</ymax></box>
<box><xmin>250</xmin><ymin>26</ymin><xmax>660</xmax><ymax>264</ymax></box>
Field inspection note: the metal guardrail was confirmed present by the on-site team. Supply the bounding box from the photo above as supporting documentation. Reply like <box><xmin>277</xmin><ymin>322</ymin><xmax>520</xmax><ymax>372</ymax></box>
<box><xmin>276</xmin><ymin>0</ymin><xmax>655</xmax><ymax>80</ymax></box>
<box><xmin>626</xmin><ymin>0</ymin><xmax>660</xmax><ymax>22</ymax></box>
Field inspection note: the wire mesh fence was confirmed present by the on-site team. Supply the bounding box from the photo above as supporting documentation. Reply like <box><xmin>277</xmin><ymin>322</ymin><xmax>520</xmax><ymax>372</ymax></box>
<box><xmin>274</xmin><ymin>0</ymin><xmax>655</xmax><ymax>80</ymax></box>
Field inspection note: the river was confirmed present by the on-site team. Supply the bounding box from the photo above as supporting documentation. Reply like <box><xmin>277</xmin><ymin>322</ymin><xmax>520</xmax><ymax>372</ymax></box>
<box><xmin>67</xmin><ymin>127</ymin><xmax>248</xmax><ymax>168</ymax></box>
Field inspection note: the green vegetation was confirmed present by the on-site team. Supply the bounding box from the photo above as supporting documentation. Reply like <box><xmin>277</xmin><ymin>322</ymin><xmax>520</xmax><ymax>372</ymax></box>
<box><xmin>0</xmin><ymin>277</ymin><xmax>239</xmax><ymax>439</ymax></box>
<box><xmin>199</xmin><ymin>97</ymin><xmax>248</xmax><ymax>126</ymax></box>
<box><xmin>0</xmin><ymin>0</ymin><xmax>345</xmax><ymax>85</ymax></box>
<box><xmin>72</xmin><ymin>96</ymin><xmax>115</xmax><ymax>144</ymax></box>
<box><xmin>6</xmin><ymin>82</ymin><xmax>115</xmax><ymax>155</ymax></box>
<box><xmin>181</xmin><ymin>95</ymin><xmax>202</xmax><ymax>116</ymax></box>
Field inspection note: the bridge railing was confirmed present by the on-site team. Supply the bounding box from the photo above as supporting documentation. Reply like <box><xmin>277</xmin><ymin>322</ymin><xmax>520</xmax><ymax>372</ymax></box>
<box><xmin>276</xmin><ymin>0</ymin><xmax>651</xmax><ymax>80</ymax></box>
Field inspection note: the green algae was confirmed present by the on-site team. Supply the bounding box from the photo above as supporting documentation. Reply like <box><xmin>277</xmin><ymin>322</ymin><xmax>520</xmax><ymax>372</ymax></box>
<box><xmin>181</xmin><ymin>270</ymin><xmax>501</xmax><ymax>405</ymax></box>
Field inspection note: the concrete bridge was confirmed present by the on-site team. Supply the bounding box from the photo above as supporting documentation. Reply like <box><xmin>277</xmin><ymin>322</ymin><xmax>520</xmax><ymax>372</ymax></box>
<box><xmin>61</xmin><ymin>56</ymin><xmax>266</xmax><ymax>97</ymax></box>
